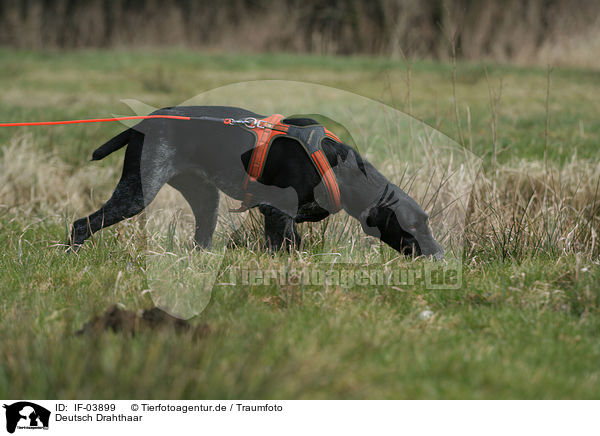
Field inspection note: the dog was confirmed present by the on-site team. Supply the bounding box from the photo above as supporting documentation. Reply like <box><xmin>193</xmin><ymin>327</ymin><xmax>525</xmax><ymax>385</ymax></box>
<box><xmin>71</xmin><ymin>106</ymin><xmax>443</xmax><ymax>259</ymax></box>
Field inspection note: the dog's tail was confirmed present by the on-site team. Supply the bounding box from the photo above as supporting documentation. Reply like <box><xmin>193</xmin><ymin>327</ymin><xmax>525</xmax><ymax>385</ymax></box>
<box><xmin>91</xmin><ymin>128</ymin><xmax>132</xmax><ymax>161</ymax></box>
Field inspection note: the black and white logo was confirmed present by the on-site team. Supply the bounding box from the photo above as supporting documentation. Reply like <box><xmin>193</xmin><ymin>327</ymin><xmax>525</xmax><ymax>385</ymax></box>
<box><xmin>3</xmin><ymin>402</ymin><xmax>50</xmax><ymax>434</ymax></box>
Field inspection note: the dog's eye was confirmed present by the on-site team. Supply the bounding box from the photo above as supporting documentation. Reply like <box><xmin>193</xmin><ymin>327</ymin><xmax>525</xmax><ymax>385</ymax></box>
<box><xmin>408</xmin><ymin>225</ymin><xmax>417</xmax><ymax>232</ymax></box>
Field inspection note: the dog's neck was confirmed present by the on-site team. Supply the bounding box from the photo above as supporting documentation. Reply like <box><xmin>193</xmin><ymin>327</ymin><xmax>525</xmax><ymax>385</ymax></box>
<box><xmin>328</xmin><ymin>143</ymin><xmax>391</xmax><ymax>219</ymax></box>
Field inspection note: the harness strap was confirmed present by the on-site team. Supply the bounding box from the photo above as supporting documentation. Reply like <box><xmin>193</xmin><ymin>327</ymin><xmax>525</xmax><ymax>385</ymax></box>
<box><xmin>230</xmin><ymin>114</ymin><xmax>342</xmax><ymax>214</ymax></box>
<box><xmin>229</xmin><ymin>114</ymin><xmax>288</xmax><ymax>212</ymax></box>
<box><xmin>244</xmin><ymin>114</ymin><xmax>288</xmax><ymax>188</ymax></box>
<box><xmin>311</xmin><ymin>149</ymin><xmax>342</xmax><ymax>211</ymax></box>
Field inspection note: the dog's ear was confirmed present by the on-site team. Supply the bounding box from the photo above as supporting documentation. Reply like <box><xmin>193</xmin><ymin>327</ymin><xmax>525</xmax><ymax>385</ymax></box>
<box><xmin>359</xmin><ymin>206</ymin><xmax>381</xmax><ymax>237</ymax></box>
<box><xmin>365</xmin><ymin>207</ymin><xmax>377</xmax><ymax>228</ymax></box>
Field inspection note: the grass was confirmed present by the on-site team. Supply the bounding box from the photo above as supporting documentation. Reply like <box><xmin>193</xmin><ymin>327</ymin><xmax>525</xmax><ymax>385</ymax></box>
<box><xmin>0</xmin><ymin>49</ymin><xmax>599</xmax><ymax>399</ymax></box>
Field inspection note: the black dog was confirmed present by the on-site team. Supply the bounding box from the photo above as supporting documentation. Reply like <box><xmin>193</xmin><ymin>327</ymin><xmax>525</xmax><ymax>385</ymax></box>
<box><xmin>71</xmin><ymin>106</ymin><xmax>443</xmax><ymax>258</ymax></box>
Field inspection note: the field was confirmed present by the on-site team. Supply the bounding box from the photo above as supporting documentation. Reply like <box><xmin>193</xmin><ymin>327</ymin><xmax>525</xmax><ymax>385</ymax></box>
<box><xmin>0</xmin><ymin>49</ymin><xmax>599</xmax><ymax>399</ymax></box>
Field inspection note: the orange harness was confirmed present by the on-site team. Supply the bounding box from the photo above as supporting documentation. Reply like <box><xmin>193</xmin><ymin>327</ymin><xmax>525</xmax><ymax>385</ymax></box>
<box><xmin>228</xmin><ymin>114</ymin><xmax>342</xmax><ymax>213</ymax></box>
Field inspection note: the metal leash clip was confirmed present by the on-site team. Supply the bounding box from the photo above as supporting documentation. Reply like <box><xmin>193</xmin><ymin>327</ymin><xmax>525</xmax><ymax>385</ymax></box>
<box><xmin>242</xmin><ymin>117</ymin><xmax>259</xmax><ymax>128</ymax></box>
<box><xmin>224</xmin><ymin>117</ymin><xmax>269</xmax><ymax>129</ymax></box>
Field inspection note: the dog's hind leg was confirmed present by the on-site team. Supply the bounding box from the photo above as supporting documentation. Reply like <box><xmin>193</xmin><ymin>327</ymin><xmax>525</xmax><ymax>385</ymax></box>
<box><xmin>259</xmin><ymin>204</ymin><xmax>301</xmax><ymax>252</ymax></box>
<box><xmin>167</xmin><ymin>172</ymin><xmax>219</xmax><ymax>249</ymax></box>
<box><xmin>71</xmin><ymin>131</ymin><xmax>173</xmax><ymax>247</ymax></box>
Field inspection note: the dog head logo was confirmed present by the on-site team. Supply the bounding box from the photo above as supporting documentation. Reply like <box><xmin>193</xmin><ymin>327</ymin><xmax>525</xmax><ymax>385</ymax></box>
<box><xmin>2</xmin><ymin>402</ymin><xmax>50</xmax><ymax>434</ymax></box>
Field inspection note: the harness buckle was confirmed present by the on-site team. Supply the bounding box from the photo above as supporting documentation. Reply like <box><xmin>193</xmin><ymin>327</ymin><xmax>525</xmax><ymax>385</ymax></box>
<box><xmin>255</xmin><ymin>119</ymin><xmax>271</xmax><ymax>129</ymax></box>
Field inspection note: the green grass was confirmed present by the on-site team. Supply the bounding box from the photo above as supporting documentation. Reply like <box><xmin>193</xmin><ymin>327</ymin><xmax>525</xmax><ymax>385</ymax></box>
<box><xmin>0</xmin><ymin>49</ymin><xmax>599</xmax><ymax>399</ymax></box>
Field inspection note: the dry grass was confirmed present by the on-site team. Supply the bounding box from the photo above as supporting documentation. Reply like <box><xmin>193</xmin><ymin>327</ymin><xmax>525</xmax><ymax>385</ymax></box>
<box><xmin>0</xmin><ymin>134</ymin><xmax>117</xmax><ymax>217</ymax></box>
<box><xmin>467</xmin><ymin>159</ymin><xmax>600</xmax><ymax>261</ymax></box>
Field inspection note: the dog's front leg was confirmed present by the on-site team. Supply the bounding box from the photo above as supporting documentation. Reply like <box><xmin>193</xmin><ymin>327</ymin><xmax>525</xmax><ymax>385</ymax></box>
<box><xmin>259</xmin><ymin>204</ymin><xmax>301</xmax><ymax>252</ymax></box>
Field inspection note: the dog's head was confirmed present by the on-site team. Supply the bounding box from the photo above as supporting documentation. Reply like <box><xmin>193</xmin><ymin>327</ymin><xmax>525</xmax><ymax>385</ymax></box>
<box><xmin>359</xmin><ymin>184</ymin><xmax>443</xmax><ymax>259</ymax></box>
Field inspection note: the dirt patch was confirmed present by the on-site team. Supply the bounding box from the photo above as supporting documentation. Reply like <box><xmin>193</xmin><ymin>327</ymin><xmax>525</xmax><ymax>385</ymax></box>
<box><xmin>76</xmin><ymin>305</ymin><xmax>210</xmax><ymax>338</ymax></box>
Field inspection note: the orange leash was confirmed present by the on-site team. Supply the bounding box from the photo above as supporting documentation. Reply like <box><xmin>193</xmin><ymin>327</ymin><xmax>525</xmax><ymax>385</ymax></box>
<box><xmin>0</xmin><ymin>115</ymin><xmax>191</xmax><ymax>127</ymax></box>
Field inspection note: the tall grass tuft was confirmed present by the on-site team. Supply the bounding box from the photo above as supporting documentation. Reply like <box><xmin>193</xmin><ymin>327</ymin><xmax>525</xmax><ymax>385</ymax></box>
<box><xmin>466</xmin><ymin>160</ymin><xmax>600</xmax><ymax>261</ymax></box>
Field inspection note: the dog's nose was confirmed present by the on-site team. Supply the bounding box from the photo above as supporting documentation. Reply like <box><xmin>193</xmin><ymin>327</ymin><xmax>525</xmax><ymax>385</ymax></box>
<box><xmin>429</xmin><ymin>242</ymin><xmax>444</xmax><ymax>260</ymax></box>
